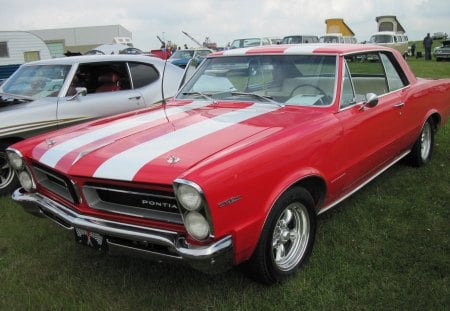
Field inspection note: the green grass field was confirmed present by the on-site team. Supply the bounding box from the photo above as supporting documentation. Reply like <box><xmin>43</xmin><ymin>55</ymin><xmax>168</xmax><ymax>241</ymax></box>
<box><xmin>0</xmin><ymin>51</ymin><xmax>449</xmax><ymax>310</ymax></box>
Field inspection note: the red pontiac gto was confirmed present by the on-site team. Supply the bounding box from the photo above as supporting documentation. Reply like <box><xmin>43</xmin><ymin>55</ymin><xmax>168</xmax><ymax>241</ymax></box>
<box><xmin>7</xmin><ymin>44</ymin><xmax>450</xmax><ymax>284</ymax></box>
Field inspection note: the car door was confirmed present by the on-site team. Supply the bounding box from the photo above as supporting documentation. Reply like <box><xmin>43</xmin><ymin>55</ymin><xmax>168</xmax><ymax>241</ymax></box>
<box><xmin>56</xmin><ymin>61</ymin><xmax>144</xmax><ymax>128</ymax></box>
<box><xmin>332</xmin><ymin>52</ymin><xmax>408</xmax><ymax>194</ymax></box>
<box><xmin>0</xmin><ymin>63</ymin><xmax>73</xmax><ymax>138</ymax></box>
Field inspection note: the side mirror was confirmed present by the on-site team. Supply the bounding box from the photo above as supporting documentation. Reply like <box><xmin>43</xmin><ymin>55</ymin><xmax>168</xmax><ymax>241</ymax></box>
<box><xmin>178</xmin><ymin>58</ymin><xmax>201</xmax><ymax>90</ymax></box>
<box><xmin>67</xmin><ymin>87</ymin><xmax>87</xmax><ymax>101</ymax></box>
<box><xmin>360</xmin><ymin>93</ymin><xmax>378</xmax><ymax>109</ymax></box>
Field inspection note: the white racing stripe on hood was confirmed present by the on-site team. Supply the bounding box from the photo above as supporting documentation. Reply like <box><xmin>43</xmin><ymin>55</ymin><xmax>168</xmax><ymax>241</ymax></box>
<box><xmin>93</xmin><ymin>103</ymin><xmax>280</xmax><ymax>181</ymax></box>
<box><xmin>39</xmin><ymin>101</ymin><xmax>211</xmax><ymax>168</ymax></box>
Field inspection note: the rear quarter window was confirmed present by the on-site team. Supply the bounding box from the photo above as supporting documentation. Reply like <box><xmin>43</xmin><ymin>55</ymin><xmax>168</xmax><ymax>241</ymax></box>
<box><xmin>128</xmin><ymin>62</ymin><xmax>159</xmax><ymax>89</ymax></box>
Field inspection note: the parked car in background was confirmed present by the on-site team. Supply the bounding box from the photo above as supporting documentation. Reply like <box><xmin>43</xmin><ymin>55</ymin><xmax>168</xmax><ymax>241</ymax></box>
<box><xmin>432</xmin><ymin>32</ymin><xmax>448</xmax><ymax>40</ymax></box>
<box><xmin>8</xmin><ymin>44</ymin><xmax>449</xmax><ymax>284</ymax></box>
<box><xmin>0</xmin><ymin>54</ymin><xmax>183</xmax><ymax>195</ymax></box>
<box><xmin>230</xmin><ymin>37</ymin><xmax>272</xmax><ymax>49</ymax></box>
<box><xmin>268</xmin><ymin>37</ymin><xmax>282</xmax><ymax>45</ymax></box>
<box><xmin>168</xmin><ymin>48</ymin><xmax>212</xmax><ymax>68</ymax></box>
<box><xmin>369</xmin><ymin>32</ymin><xmax>409</xmax><ymax>57</ymax></box>
<box><xmin>281</xmin><ymin>35</ymin><xmax>319</xmax><ymax>44</ymax></box>
<box><xmin>433</xmin><ymin>40</ymin><xmax>450</xmax><ymax>61</ymax></box>
<box><xmin>320</xmin><ymin>33</ymin><xmax>357</xmax><ymax>44</ymax></box>
<box><xmin>85</xmin><ymin>44</ymin><xmax>131</xmax><ymax>55</ymax></box>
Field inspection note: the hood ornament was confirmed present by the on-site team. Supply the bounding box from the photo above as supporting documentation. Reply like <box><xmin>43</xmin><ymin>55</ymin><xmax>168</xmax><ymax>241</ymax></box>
<box><xmin>167</xmin><ymin>155</ymin><xmax>180</xmax><ymax>164</ymax></box>
<box><xmin>45</xmin><ymin>138</ymin><xmax>56</xmax><ymax>147</ymax></box>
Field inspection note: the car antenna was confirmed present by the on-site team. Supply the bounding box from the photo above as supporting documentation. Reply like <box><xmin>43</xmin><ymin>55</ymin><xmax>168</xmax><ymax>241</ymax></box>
<box><xmin>161</xmin><ymin>56</ymin><xmax>168</xmax><ymax>109</ymax></box>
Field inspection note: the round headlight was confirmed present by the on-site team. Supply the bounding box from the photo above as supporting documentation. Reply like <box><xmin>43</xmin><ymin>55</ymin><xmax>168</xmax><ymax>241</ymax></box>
<box><xmin>177</xmin><ymin>184</ymin><xmax>202</xmax><ymax>211</ymax></box>
<box><xmin>7</xmin><ymin>151</ymin><xmax>24</xmax><ymax>170</ymax></box>
<box><xmin>185</xmin><ymin>212</ymin><xmax>210</xmax><ymax>240</ymax></box>
<box><xmin>18</xmin><ymin>170</ymin><xmax>35</xmax><ymax>192</ymax></box>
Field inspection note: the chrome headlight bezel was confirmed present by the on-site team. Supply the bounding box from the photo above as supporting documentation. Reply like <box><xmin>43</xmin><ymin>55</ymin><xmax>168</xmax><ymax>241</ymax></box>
<box><xmin>18</xmin><ymin>169</ymin><xmax>35</xmax><ymax>192</ymax></box>
<box><xmin>6</xmin><ymin>148</ymin><xmax>36</xmax><ymax>192</ymax></box>
<box><xmin>7</xmin><ymin>149</ymin><xmax>25</xmax><ymax>170</ymax></box>
<box><xmin>176</xmin><ymin>183</ymin><xmax>202</xmax><ymax>211</ymax></box>
<box><xmin>184</xmin><ymin>211</ymin><xmax>210</xmax><ymax>240</ymax></box>
<box><xmin>174</xmin><ymin>179</ymin><xmax>213</xmax><ymax>241</ymax></box>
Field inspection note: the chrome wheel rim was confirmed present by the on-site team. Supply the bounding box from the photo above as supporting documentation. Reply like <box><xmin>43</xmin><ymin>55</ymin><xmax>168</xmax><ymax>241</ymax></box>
<box><xmin>272</xmin><ymin>202</ymin><xmax>310</xmax><ymax>271</ymax></box>
<box><xmin>0</xmin><ymin>152</ymin><xmax>14</xmax><ymax>189</ymax></box>
<box><xmin>420</xmin><ymin>122</ymin><xmax>432</xmax><ymax>160</ymax></box>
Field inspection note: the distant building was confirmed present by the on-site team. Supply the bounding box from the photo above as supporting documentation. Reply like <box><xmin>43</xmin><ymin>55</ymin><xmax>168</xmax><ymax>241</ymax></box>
<box><xmin>30</xmin><ymin>25</ymin><xmax>132</xmax><ymax>57</ymax></box>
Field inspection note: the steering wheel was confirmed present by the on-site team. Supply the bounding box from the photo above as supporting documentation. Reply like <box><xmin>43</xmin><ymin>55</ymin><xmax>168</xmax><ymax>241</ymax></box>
<box><xmin>289</xmin><ymin>83</ymin><xmax>327</xmax><ymax>97</ymax></box>
<box><xmin>31</xmin><ymin>80</ymin><xmax>46</xmax><ymax>89</ymax></box>
<box><xmin>289</xmin><ymin>83</ymin><xmax>331</xmax><ymax>105</ymax></box>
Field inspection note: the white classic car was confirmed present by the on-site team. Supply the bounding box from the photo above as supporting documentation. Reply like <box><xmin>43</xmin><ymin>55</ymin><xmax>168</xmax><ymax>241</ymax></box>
<box><xmin>0</xmin><ymin>54</ymin><xmax>183</xmax><ymax>194</ymax></box>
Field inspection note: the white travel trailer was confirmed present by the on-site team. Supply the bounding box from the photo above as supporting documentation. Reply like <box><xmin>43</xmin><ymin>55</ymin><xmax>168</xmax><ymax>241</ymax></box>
<box><xmin>0</xmin><ymin>31</ymin><xmax>51</xmax><ymax>80</ymax></box>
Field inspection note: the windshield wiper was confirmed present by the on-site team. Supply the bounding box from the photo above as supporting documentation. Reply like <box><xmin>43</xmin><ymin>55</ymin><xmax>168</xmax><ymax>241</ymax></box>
<box><xmin>0</xmin><ymin>92</ymin><xmax>34</xmax><ymax>101</ymax></box>
<box><xmin>230</xmin><ymin>91</ymin><xmax>284</xmax><ymax>107</ymax></box>
<box><xmin>0</xmin><ymin>92</ymin><xmax>33</xmax><ymax>105</ymax></box>
<box><xmin>181</xmin><ymin>91</ymin><xmax>215</xmax><ymax>101</ymax></box>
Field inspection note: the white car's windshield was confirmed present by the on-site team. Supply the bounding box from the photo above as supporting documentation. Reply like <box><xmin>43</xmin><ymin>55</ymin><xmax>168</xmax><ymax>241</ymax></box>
<box><xmin>231</xmin><ymin>38</ymin><xmax>261</xmax><ymax>49</ymax></box>
<box><xmin>2</xmin><ymin>64</ymin><xmax>72</xmax><ymax>98</ymax></box>
<box><xmin>178</xmin><ymin>55</ymin><xmax>337</xmax><ymax>106</ymax></box>
<box><xmin>370</xmin><ymin>35</ymin><xmax>394</xmax><ymax>44</ymax></box>
<box><xmin>170</xmin><ymin>50</ymin><xmax>195</xmax><ymax>59</ymax></box>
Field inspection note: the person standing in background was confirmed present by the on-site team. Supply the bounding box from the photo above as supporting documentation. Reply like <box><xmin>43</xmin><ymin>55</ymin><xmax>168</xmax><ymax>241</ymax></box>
<box><xmin>423</xmin><ymin>33</ymin><xmax>433</xmax><ymax>60</ymax></box>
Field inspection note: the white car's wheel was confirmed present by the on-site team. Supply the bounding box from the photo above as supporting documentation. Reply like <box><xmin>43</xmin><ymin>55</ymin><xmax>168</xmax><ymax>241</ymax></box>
<box><xmin>0</xmin><ymin>142</ymin><xmax>19</xmax><ymax>196</ymax></box>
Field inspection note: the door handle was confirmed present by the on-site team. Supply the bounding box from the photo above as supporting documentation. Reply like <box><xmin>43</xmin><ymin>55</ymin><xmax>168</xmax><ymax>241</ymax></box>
<box><xmin>128</xmin><ymin>96</ymin><xmax>142</xmax><ymax>100</ymax></box>
<box><xmin>394</xmin><ymin>102</ymin><xmax>405</xmax><ymax>108</ymax></box>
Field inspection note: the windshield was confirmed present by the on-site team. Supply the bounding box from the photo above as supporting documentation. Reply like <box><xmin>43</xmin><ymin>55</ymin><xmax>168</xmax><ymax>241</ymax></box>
<box><xmin>231</xmin><ymin>38</ymin><xmax>261</xmax><ymax>49</ymax></box>
<box><xmin>177</xmin><ymin>55</ymin><xmax>337</xmax><ymax>106</ymax></box>
<box><xmin>171</xmin><ymin>50</ymin><xmax>195</xmax><ymax>59</ymax></box>
<box><xmin>2</xmin><ymin>64</ymin><xmax>71</xmax><ymax>98</ymax></box>
<box><xmin>194</xmin><ymin>50</ymin><xmax>212</xmax><ymax>58</ymax></box>
<box><xmin>370</xmin><ymin>35</ymin><xmax>394</xmax><ymax>43</ymax></box>
<box><xmin>320</xmin><ymin>36</ymin><xmax>341</xmax><ymax>43</ymax></box>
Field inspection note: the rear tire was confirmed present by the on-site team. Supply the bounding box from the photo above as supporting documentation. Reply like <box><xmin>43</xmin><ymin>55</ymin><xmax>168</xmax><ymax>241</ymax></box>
<box><xmin>0</xmin><ymin>141</ymin><xmax>20</xmax><ymax>196</ymax></box>
<box><xmin>242</xmin><ymin>187</ymin><xmax>316</xmax><ymax>284</ymax></box>
<box><xmin>407</xmin><ymin>119</ymin><xmax>434</xmax><ymax>167</ymax></box>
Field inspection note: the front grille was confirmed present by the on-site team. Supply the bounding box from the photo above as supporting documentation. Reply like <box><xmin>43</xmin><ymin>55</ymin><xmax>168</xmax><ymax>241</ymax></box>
<box><xmin>32</xmin><ymin>164</ymin><xmax>79</xmax><ymax>204</ymax></box>
<box><xmin>82</xmin><ymin>184</ymin><xmax>183</xmax><ymax>224</ymax></box>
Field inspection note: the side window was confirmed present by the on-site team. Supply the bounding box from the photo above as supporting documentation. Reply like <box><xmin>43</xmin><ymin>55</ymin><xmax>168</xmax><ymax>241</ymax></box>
<box><xmin>67</xmin><ymin>62</ymin><xmax>130</xmax><ymax>95</ymax></box>
<box><xmin>340</xmin><ymin>61</ymin><xmax>355</xmax><ymax>108</ymax></box>
<box><xmin>380</xmin><ymin>52</ymin><xmax>408</xmax><ymax>91</ymax></box>
<box><xmin>345</xmin><ymin>53</ymin><xmax>388</xmax><ymax>97</ymax></box>
<box><xmin>128</xmin><ymin>62</ymin><xmax>159</xmax><ymax>89</ymax></box>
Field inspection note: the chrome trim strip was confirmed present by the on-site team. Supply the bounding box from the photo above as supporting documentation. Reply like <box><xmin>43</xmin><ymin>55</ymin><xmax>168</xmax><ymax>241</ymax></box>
<box><xmin>318</xmin><ymin>150</ymin><xmax>410</xmax><ymax>215</ymax></box>
<box><xmin>82</xmin><ymin>184</ymin><xmax>183</xmax><ymax>224</ymax></box>
<box><xmin>84</xmin><ymin>184</ymin><xmax>175</xmax><ymax>200</ymax></box>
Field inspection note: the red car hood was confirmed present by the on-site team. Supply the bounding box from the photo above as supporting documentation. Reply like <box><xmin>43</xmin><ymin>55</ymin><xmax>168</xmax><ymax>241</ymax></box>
<box><xmin>27</xmin><ymin>100</ymin><xmax>320</xmax><ymax>184</ymax></box>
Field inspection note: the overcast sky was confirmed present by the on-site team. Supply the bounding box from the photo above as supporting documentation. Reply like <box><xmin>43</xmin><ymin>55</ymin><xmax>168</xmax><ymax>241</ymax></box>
<box><xmin>1</xmin><ymin>0</ymin><xmax>448</xmax><ymax>50</ymax></box>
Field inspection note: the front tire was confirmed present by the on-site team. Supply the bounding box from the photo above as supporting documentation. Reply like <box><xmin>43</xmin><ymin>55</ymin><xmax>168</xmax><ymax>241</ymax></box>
<box><xmin>407</xmin><ymin>119</ymin><xmax>434</xmax><ymax>167</ymax></box>
<box><xmin>243</xmin><ymin>187</ymin><xmax>316</xmax><ymax>284</ymax></box>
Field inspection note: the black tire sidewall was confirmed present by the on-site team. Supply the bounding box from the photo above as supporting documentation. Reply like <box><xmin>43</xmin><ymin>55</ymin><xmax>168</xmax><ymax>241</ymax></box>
<box><xmin>0</xmin><ymin>142</ymin><xmax>20</xmax><ymax>196</ymax></box>
<box><xmin>408</xmin><ymin>119</ymin><xmax>435</xmax><ymax>167</ymax></box>
<box><xmin>246</xmin><ymin>186</ymin><xmax>316</xmax><ymax>284</ymax></box>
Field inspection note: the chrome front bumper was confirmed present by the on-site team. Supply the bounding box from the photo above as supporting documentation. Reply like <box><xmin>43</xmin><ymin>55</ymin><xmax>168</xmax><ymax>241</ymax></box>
<box><xmin>12</xmin><ymin>188</ymin><xmax>234</xmax><ymax>274</ymax></box>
